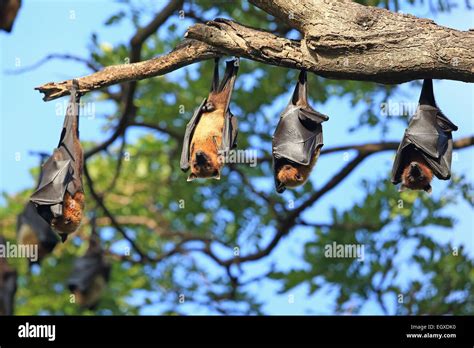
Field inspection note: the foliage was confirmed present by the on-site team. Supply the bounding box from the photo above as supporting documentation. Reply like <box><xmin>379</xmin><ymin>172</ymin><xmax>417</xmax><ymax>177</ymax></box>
<box><xmin>0</xmin><ymin>0</ymin><xmax>472</xmax><ymax>315</ymax></box>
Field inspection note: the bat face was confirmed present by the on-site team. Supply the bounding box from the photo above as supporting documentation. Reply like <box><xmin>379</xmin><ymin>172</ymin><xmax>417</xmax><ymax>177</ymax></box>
<box><xmin>51</xmin><ymin>191</ymin><xmax>85</xmax><ymax>238</ymax></box>
<box><xmin>401</xmin><ymin>161</ymin><xmax>433</xmax><ymax>192</ymax></box>
<box><xmin>181</xmin><ymin>58</ymin><xmax>239</xmax><ymax>180</ymax></box>
<box><xmin>189</xmin><ymin>146</ymin><xmax>222</xmax><ymax>180</ymax></box>
<box><xmin>0</xmin><ymin>0</ymin><xmax>21</xmax><ymax>33</ymax></box>
<box><xmin>275</xmin><ymin>148</ymin><xmax>321</xmax><ymax>192</ymax></box>
<box><xmin>277</xmin><ymin>163</ymin><xmax>303</xmax><ymax>187</ymax></box>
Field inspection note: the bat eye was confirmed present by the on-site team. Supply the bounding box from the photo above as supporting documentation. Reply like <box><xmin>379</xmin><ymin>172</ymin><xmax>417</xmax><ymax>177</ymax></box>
<box><xmin>204</xmin><ymin>102</ymin><xmax>215</xmax><ymax>112</ymax></box>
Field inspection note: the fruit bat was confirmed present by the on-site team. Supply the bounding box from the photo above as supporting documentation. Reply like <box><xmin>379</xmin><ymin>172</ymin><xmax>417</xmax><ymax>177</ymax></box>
<box><xmin>68</xmin><ymin>230</ymin><xmax>110</xmax><ymax>310</ymax></box>
<box><xmin>272</xmin><ymin>70</ymin><xmax>329</xmax><ymax>193</ymax></box>
<box><xmin>0</xmin><ymin>0</ymin><xmax>21</xmax><ymax>33</ymax></box>
<box><xmin>180</xmin><ymin>58</ymin><xmax>239</xmax><ymax>181</ymax></box>
<box><xmin>17</xmin><ymin>153</ymin><xmax>58</xmax><ymax>265</ymax></box>
<box><xmin>0</xmin><ymin>236</ymin><xmax>17</xmax><ymax>316</ymax></box>
<box><xmin>391</xmin><ymin>79</ymin><xmax>458</xmax><ymax>193</ymax></box>
<box><xmin>17</xmin><ymin>202</ymin><xmax>58</xmax><ymax>265</ymax></box>
<box><xmin>30</xmin><ymin>80</ymin><xmax>85</xmax><ymax>242</ymax></box>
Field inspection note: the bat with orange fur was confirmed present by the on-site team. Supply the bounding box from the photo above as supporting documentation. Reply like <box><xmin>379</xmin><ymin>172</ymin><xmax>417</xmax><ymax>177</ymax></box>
<box><xmin>391</xmin><ymin>79</ymin><xmax>458</xmax><ymax>193</ymax></box>
<box><xmin>272</xmin><ymin>70</ymin><xmax>329</xmax><ymax>193</ymax></box>
<box><xmin>180</xmin><ymin>58</ymin><xmax>239</xmax><ymax>181</ymax></box>
<box><xmin>30</xmin><ymin>80</ymin><xmax>85</xmax><ymax>242</ymax></box>
<box><xmin>0</xmin><ymin>0</ymin><xmax>21</xmax><ymax>33</ymax></box>
<box><xmin>0</xmin><ymin>236</ymin><xmax>17</xmax><ymax>316</ymax></box>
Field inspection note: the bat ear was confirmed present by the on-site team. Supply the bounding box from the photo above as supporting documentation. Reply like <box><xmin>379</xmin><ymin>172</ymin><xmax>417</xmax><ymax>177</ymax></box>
<box><xmin>60</xmin><ymin>233</ymin><xmax>68</xmax><ymax>243</ymax></box>
<box><xmin>424</xmin><ymin>184</ymin><xmax>432</xmax><ymax>194</ymax></box>
<box><xmin>187</xmin><ymin>173</ymin><xmax>198</xmax><ymax>182</ymax></box>
<box><xmin>398</xmin><ymin>184</ymin><xmax>408</xmax><ymax>192</ymax></box>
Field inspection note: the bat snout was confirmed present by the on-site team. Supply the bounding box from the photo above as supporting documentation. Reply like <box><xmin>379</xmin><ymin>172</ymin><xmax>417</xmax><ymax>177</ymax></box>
<box><xmin>276</xmin><ymin>181</ymin><xmax>286</xmax><ymax>194</ymax></box>
<box><xmin>409</xmin><ymin>162</ymin><xmax>421</xmax><ymax>176</ymax></box>
<box><xmin>195</xmin><ymin>151</ymin><xmax>209</xmax><ymax>166</ymax></box>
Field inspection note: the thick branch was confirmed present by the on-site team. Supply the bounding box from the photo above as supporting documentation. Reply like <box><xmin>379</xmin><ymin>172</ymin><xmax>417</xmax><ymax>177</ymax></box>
<box><xmin>249</xmin><ymin>0</ymin><xmax>474</xmax><ymax>83</ymax></box>
<box><xmin>36</xmin><ymin>39</ymin><xmax>219</xmax><ymax>101</ymax></box>
<box><xmin>187</xmin><ymin>16</ymin><xmax>474</xmax><ymax>83</ymax></box>
<box><xmin>36</xmin><ymin>1</ymin><xmax>474</xmax><ymax>101</ymax></box>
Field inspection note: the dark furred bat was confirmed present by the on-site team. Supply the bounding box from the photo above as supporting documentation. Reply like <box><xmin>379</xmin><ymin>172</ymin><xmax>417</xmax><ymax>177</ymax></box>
<box><xmin>0</xmin><ymin>236</ymin><xmax>17</xmax><ymax>316</ymax></box>
<box><xmin>17</xmin><ymin>202</ymin><xmax>58</xmax><ymax>265</ymax></box>
<box><xmin>68</xmin><ymin>233</ymin><xmax>110</xmax><ymax>310</ymax></box>
<box><xmin>180</xmin><ymin>58</ymin><xmax>239</xmax><ymax>181</ymax></box>
<box><xmin>30</xmin><ymin>80</ymin><xmax>85</xmax><ymax>242</ymax></box>
<box><xmin>391</xmin><ymin>79</ymin><xmax>458</xmax><ymax>193</ymax></box>
<box><xmin>0</xmin><ymin>0</ymin><xmax>21</xmax><ymax>33</ymax></box>
<box><xmin>17</xmin><ymin>153</ymin><xmax>58</xmax><ymax>265</ymax></box>
<box><xmin>272</xmin><ymin>70</ymin><xmax>329</xmax><ymax>193</ymax></box>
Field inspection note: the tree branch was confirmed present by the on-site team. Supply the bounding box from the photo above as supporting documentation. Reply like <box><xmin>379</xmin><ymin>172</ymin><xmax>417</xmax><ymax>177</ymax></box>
<box><xmin>84</xmin><ymin>162</ymin><xmax>148</xmax><ymax>261</ymax></box>
<box><xmin>248</xmin><ymin>0</ymin><xmax>474</xmax><ymax>83</ymax></box>
<box><xmin>212</xmin><ymin>135</ymin><xmax>474</xmax><ymax>267</ymax></box>
<box><xmin>36</xmin><ymin>1</ymin><xmax>474</xmax><ymax>101</ymax></box>
<box><xmin>35</xmin><ymin>39</ymin><xmax>219</xmax><ymax>101</ymax></box>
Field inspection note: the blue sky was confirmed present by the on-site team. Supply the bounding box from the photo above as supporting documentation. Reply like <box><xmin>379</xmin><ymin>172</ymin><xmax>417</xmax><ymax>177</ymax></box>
<box><xmin>1</xmin><ymin>1</ymin><xmax>472</xmax><ymax>315</ymax></box>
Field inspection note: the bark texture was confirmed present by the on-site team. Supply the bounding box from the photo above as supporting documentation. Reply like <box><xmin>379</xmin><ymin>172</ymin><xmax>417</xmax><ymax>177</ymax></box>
<box><xmin>36</xmin><ymin>0</ymin><xmax>474</xmax><ymax>101</ymax></box>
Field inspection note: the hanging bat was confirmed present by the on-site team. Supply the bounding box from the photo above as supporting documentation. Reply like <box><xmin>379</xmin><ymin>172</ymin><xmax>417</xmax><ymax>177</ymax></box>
<box><xmin>0</xmin><ymin>0</ymin><xmax>21</xmax><ymax>33</ymax></box>
<box><xmin>30</xmin><ymin>80</ymin><xmax>85</xmax><ymax>242</ymax></box>
<box><xmin>68</xmin><ymin>232</ymin><xmax>110</xmax><ymax>310</ymax></box>
<box><xmin>391</xmin><ymin>79</ymin><xmax>458</xmax><ymax>193</ymax></box>
<box><xmin>17</xmin><ymin>202</ymin><xmax>58</xmax><ymax>265</ymax></box>
<box><xmin>180</xmin><ymin>58</ymin><xmax>239</xmax><ymax>181</ymax></box>
<box><xmin>0</xmin><ymin>236</ymin><xmax>17</xmax><ymax>316</ymax></box>
<box><xmin>17</xmin><ymin>153</ymin><xmax>58</xmax><ymax>265</ymax></box>
<box><xmin>272</xmin><ymin>70</ymin><xmax>329</xmax><ymax>193</ymax></box>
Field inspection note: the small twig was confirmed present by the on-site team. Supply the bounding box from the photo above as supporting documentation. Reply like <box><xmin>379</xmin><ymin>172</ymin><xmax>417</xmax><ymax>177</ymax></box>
<box><xmin>5</xmin><ymin>53</ymin><xmax>100</xmax><ymax>75</ymax></box>
<box><xmin>84</xmin><ymin>162</ymin><xmax>148</xmax><ymax>261</ymax></box>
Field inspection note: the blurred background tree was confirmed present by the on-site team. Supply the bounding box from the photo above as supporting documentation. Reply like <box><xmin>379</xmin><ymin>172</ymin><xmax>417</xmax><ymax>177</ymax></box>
<box><xmin>0</xmin><ymin>0</ymin><xmax>473</xmax><ymax>315</ymax></box>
